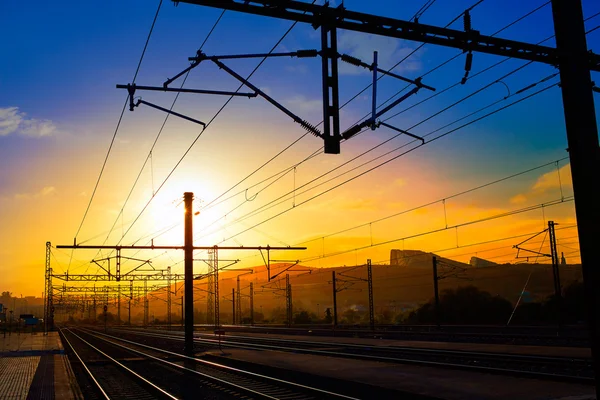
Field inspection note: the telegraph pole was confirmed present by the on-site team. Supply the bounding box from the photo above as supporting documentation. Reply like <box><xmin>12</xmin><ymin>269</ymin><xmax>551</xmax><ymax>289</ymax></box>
<box><xmin>232</xmin><ymin>288</ymin><xmax>235</xmax><ymax>325</ymax></box>
<box><xmin>432</xmin><ymin>256</ymin><xmax>440</xmax><ymax>328</ymax></box>
<box><xmin>332</xmin><ymin>271</ymin><xmax>338</xmax><ymax>327</ymax></box>
<box><xmin>548</xmin><ymin>221</ymin><xmax>561</xmax><ymax>299</ymax></box>
<box><xmin>167</xmin><ymin>266</ymin><xmax>172</xmax><ymax>330</ymax></box>
<box><xmin>117</xmin><ymin>286</ymin><xmax>121</xmax><ymax>326</ymax></box>
<box><xmin>184</xmin><ymin>192</ymin><xmax>194</xmax><ymax>354</ymax></box>
<box><xmin>236</xmin><ymin>276</ymin><xmax>241</xmax><ymax>324</ymax></box>
<box><xmin>367</xmin><ymin>259</ymin><xmax>375</xmax><ymax>331</ymax></box>
<box><xmin>551</xmin><ymin>1</ymin><xmax>600</xmax><ymax>393</ymax></box>
<box><xmin>548</xmin><ymin>221</ymin><xmax>562</xmax><ymax>328</ymax></box>
<box><xmin>249</xmin><ymin>282</ymin><xmax>254</xmax><ymax>326</ymax></box>
<box><xmin>286</xmin><ymin>274</ymin><xmax>292</xmax><ymax>327</ymax></box>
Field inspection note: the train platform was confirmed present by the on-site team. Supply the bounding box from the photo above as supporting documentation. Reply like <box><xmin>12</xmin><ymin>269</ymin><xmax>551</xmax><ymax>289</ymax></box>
<box><xmin>195</xmin><ymin>329</ymin><xmax>592</xmax><ymax>358</ymax></box>
<box><xmin>0</xmin><ymin>332</ymin><xmax>81</xmax><ymax>399</ymax></box>
<box><xmin>204</xmin><ymin>347</ymin><xmax>595</xmax><ymax>400</ymax></box>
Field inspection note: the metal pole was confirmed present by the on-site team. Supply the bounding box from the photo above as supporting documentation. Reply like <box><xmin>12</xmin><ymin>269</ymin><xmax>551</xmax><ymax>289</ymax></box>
<box><xmin>551</xmin><ymin>1</ymin><xmax>600</xmax><ymax>395</ymax></box>
<box><xmin>184</xmin><ymin>192</ymin><xmax>194</xmax><ymax>354</ymax></box>
<box><xmin>167</xmin><ymin>267</ymin><xmax>172</xmax><ymax>330</ymax></box>
<box><xmin>433</xmin><ymin>256</ymin><xmax>440</xmax><ymax>328</ymax></box>
<box><xmin>236</xmin><ymin>276</ymin><xmax>241</xmax><ymax>325</ymax></box>
<box><xmin>371</xmin><ymin>52</ymin><xmax>378</xmax><ymax>130</ymax></box>
<box><xmin>367</xmin><ymin>259</ymin><xmax>375</xmax><ymax>330</ymax></box>
<box><xmin>332</xmin><ymin>271</ymin><xmax>338</xmax><ymax>327</ymax></box>
<box><xmin>181</xmin><ymin>296</ymin><xmax>184</xmax><ymax>327</ymax></box>
<box><xmin>232</xmin><ymin>288</ymin><xmax>235</xmax><ymax>324</ymax></box>
<box><xmin>250</xmin><ymin>282</ymin><xmax>254</xmax><ymax>326</ymax></box>
<box><xmin>548</xmin><ymin>221</ymin><xmax>562</xmax><ymax>299</ymax></box>
<box><xmin>117</xmin><ymin>287</ymin><xmax>121</xmax><ymax>326</ymax></box>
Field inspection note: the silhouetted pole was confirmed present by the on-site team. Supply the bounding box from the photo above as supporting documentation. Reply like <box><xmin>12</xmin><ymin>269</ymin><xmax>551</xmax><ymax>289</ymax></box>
<box><xmin>551</xmin><ymin>1</ymin><xmax>600</xmax><ymax>395</ymax></box>
<box><xmin>367</xmin><ymin>259</ymin><xmax>375</xmax><ymax>330</ymax></box>
<box><xmin>548</xmin><ymin>221</ymin><xmax>562</xmax><ymax>299</ymax></box>
<box><xmin>548</xmin><ymin>220</ymin><xmax>562</xmax><ymax>328</ymax></box>
<box><xmin>250</xmin><ymin>282</ymin><xmax>254</xmax><ymax>326</ymax></box>
<box><xmin>184</xmin><ymin>192</ymin><xmax>194</xmax><ymax>354</ymax></box>
<box><xmin>332</xmin><ymin>271</ymin><xmax>338</xmax><ymax>327</ymax></box>
<box><xmin>232</xmin><ymin>288</ymin><xmax>236</xmax><ymax>325</ymax></box>
<box><xmin>181</xmin><ymin>296</ymin><xmax>184</xmax><ymax>327</ymax></box>
<box><xmin>432</xmin><ymin>256</ymin><xmax>440</xmax><ymax>328</ymax></box>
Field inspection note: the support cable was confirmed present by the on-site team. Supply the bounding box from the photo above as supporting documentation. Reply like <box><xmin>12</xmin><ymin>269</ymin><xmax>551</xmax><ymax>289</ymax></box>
<box><xmin>118</xmin><ymin>2</ymin><xmax>317</xmax><ymax>243</ymax></box>
<box><xmin>197</xmin><ymin>75</ymin><xmax>558</xmax><ymax>241</ymax></box>
<box><xmin>69</xmin><ymin>0</ymin><xmax>163</xmax><ymax>271</ymax></box>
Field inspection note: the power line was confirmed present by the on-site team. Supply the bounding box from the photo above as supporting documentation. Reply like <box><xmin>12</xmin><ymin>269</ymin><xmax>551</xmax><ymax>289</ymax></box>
<box><xmin>69</xmin><ymin>0</ymin><xmax>163</xmax><ymax>271</ymax></box>
<box><xmin>73</xmin><ymin>0</ymin><xmax>163</xmax><ymax>243</ymax></box>
<box><xmin>300</xmin><ymin>196</ymin><xmax>573</xmax><ymax>263</ymax></box>
<box><xmin>118</xmin><ymin>2</ymin><xmax>317</xmax><ymax>244</ymax></box>
<box><xmin>200</xmin><ymin>0</ymin><xmax>488</xmax><ymax>212</ymax></box>
<box><xmin>194</xmin><ymin>2</ymin><xmax>556</xmax><ymax>238</ymax></box>
<box><xmin>294</xmin><ymin>157</ymin><xmax>570</xmax><ymax>246</ymax></box>
<box><xmin>101</xmin><ymin>9</ymin><xmax>226</xmax><ymax>248</ymax></box>
<box><xmin>199</xmin><ymin>77</ymin><xmax>559</xmax><ymax>243</ymax></box>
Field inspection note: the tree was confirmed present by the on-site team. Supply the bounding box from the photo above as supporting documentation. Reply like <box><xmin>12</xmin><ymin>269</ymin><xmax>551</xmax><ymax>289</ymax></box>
<box><xmin>324</xmin><ymin>308</ymin><xmax>332</xmax><ymax>324</ymax></box>
<box><xmin>293</xmin><ymin>310</ymin><xmax>313</xmax><ymax>324</ymax></box>
<box><xmin>407</xmin><ymin>286</ymin><xmax>513</xmax><ymax>324</ymax></box>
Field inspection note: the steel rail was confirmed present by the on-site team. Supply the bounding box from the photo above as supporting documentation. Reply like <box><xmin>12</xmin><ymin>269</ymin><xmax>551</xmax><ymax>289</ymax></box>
<box><xmin>59</xmin><ymin>328</ymin><xmax>111</xmax><ymax>400</ymax></box>
<box><xmin>78</xmin><ymin>327</ymin><xmax>360</xmax><ymax>400</ymax></box>
<box><xmin>63</xmin><ymin>328</ymin><xmax>178</xmax><ymax>400</ymax></box>
<box><xmin>111</xmin><ymin>327</ymin><xmax>594</xmax><ymax>384</ymax></box>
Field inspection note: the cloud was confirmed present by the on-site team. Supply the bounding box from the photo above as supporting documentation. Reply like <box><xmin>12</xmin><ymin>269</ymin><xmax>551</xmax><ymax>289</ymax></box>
<box><xmin>337</xmin><ymin>31</ymin><xmax>421</xmax><ymax>76</ymax></box>
<box><xmin>510</xmin><ymin>194</ymin><xmax>527</xmax><ymax>204</ymax></box>
<box><xmin>0</xmin><ymin>107</ymin><xmax>57</xmax><ymax>137</ymax></box>
<box><xmin>509</xmin><ymin>164</ymin><xmax>572</xmax><ymax>205</ymax></box>
<box><xmin>532</xmin><ymin>164</ymin><xmax>572</xmax><ymax>193</ymax></box>
<box><xmin>285</xmin><ymin>65</ymin><xmax>308</xmax><ymax>74</ymax></box>
<box><xmin>14</xmin><ymin>186</ymin><xmax>57</xmax><ymax>200</ymax></box>
<box><xmin>394</xmin><ymin>178</ymin><xmax>407</xmax><ymax>187</ymax></box>
<box><xmin>284</xmin><ymin>95</ymin><xmax>322</xmax><ymax>113</ymax></box>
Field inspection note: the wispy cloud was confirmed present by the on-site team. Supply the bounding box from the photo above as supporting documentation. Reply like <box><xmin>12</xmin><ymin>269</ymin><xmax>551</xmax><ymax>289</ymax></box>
<box><xmin>0</xmin><ymin>107</ymin><xmax>57</xmax><ymax>137</ymax></box>
<box><xmin>284</xmin><ymin>95</ymin><xmax>323</xmax><ymax>114</ymax></box>
<box><xmin>14</xmin><ymin>186</ymin><xmax>57</xmax><ymax>200</ymax></box>
<box><xmin>510</xmin><ymin>164</ymin><xmax>572</xmax><ymax>205</ymax></box>
<box><xmin>337</xmin><ymin>31</ymin><xmax>421</xmax><ymax>76</ymax></box>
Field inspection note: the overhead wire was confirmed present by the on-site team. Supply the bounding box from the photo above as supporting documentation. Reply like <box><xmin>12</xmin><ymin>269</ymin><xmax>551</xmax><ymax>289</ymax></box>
<box><xmin>194</xmin><ymin>1</ymin><xmax>555</xmax><ymax>238</ymax></box>
<box><xmin>133</xmin><ymin>0</ymin><xmax>549</xmax><ymax>249</ymax></box>
<box><xmin>118</xmin><ymin>1</ymin><xmax>319</xmax><ymax>245</ymax></box>
<box><xmin>201</xmin><ymin>0</ymin><xmax>487</xmax><ymax>212</ymax></box>
<box><xmin>68</xmin><ymin>0</ymin><xmax>163</xmax><ymax>272</ymax></box>
<box><xmin>197</xmin><ymin>75</ymin><xmax>560</xmax><ymax>242</ymax></box>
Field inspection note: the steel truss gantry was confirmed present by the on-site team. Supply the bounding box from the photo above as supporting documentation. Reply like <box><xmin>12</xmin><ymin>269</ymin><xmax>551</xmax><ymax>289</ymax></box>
<box><xmin>171</xmin><ymin>2</ymin><xmax>600</xmax><ymax>394</ymax></box>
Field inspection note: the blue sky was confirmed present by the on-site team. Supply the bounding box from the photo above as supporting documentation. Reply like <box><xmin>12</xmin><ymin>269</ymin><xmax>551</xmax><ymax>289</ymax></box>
<box><xmin>0</xmin><ymin>0</ymin><xmax>598</xmax><ymax>293</ymax></box>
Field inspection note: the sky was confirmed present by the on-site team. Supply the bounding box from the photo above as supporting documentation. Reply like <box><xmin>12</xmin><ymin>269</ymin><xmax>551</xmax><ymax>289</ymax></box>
<box><xmin>1</xmin><ymin>0</ymin><xmax>599</xmax><ymax>295</ymax></box>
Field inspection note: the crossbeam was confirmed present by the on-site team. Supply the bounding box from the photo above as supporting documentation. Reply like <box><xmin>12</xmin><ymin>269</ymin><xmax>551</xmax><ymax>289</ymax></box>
<box><xmin>173</xmin><ymin>0</ymin><xmax>600</xmax><ymax>70</ymax></box>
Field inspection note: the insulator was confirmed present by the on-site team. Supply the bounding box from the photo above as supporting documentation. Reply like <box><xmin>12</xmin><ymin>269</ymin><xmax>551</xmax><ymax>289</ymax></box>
<box><xmin>300</xmin><ymin>120</ymin><xmax>322</xmax><ymax>137</ymax></box>
<box><xmin>342</xmin><ymin>125</ymin><xmax>362</xmax><ymax>140</ymax></box>
<box><xmin>464</xmin><ymin>10</ymin><xmax>472</xmax><ymax>32</ymax></box>
<box><xmin>296</xmin><ymin>49</ymin><xmax>318</xmax><ymax>58</ymax></box>
<box><xmin>340</xmin><ymin>53</ymin><xmax>363</xmax><ymax>67</ymax></box>
<box><xmin>465</xmin><ymin>52</ymin><xmax>473</xmax><ymax>72</ymax></box>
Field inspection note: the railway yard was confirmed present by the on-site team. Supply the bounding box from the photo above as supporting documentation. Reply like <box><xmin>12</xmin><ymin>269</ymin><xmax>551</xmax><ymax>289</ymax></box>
<box><xmin>1</xmin><ymin>324</ymin><xmax>591</xmax><ymax>400</ymax></box>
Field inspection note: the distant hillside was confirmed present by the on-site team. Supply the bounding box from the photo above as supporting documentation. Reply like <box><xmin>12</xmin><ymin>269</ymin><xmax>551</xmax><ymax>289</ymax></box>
<box><xmin>137</xmin><ymin>250</ymin><xmax>582</xmax><ymax>324</ymax></box>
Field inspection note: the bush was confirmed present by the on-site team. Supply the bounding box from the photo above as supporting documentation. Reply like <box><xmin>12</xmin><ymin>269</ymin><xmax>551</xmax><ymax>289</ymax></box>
<box><xmin>407</xmin><ymin>286</ymin><xmax>513</xmax><ymax>324</ymax></box>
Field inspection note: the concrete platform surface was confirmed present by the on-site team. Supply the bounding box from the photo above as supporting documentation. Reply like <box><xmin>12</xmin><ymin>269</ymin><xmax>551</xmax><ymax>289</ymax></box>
<box><xmin>0</xmin><ymin>331</ymin><xmax>63</xmax><ymax>356</ymax></box>
<box><xmin>195</xmin><ymin>330</ymin><xmax>592</xmax><ymax>359</ymax></box>
<box><xmin>0</xmin><ymin>332</ymin><xmax>80</xmax><ymax>399</ymax></box>
<box><xmin>203</xmin><ymin>348</ymin><xmax>595</xmax><ymax>400</ymax></box>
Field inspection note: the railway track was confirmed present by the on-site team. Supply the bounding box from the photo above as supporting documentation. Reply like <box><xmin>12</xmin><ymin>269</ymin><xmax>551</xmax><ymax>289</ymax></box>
<box><xmin>184</xmin><ymin>324</ymin><xmax>589</xmax><ymax>347</ymax></box>
<box><xmin>109</xmin><ymin>327</ymin><xmax>594</xmax><ymax>385</ymax></box>
<box><xmin>61</xmin><ymin>327</ymin><xmax>401</xmax><ymax>400</ymax></box>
